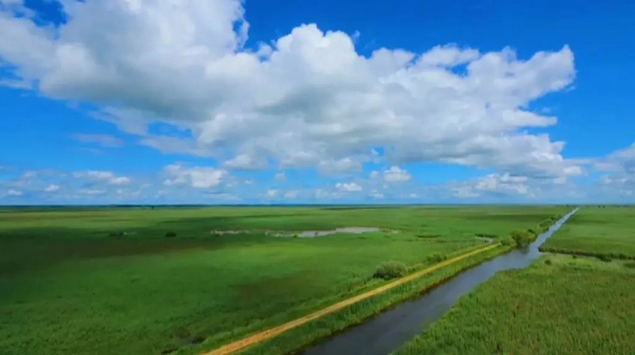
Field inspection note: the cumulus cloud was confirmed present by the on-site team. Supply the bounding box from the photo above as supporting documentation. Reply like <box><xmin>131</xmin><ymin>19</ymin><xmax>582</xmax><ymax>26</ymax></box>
<box><xmin>454</xmin><ymin>173</ymin><xmax>534</xmax><ymax>198</ymax></box>
<box><xmin>317</xmin><ymin>157</ymin><xmax>363</xmax><ymax>176</ymax></box>
<box><xmin>594</xmin><ymin>142</ymin><xmax>635</xmax><ymax>195</ymax></box>
<box><xmin>78</xmin><ymin>188</ymin><xmax>105</xmax><ymax>196</ymax></box>
<box><xmin>6</xmin><ymin>189</ymin><xmax>22</xmax><ymax>197</ymax></box>
<box><xmin>163</xmin><ymin>164</ymin><xmax>226</xmax><ymax>189</ymax></box>
<box><xmin>72</xmin><ymin>134</ymin><xmax>124</xmax><ymax>148</ymax></box>
<box><xmin>335</xmin><ymin>182</ymin><xmax>362</xmax><ymax>192</ymax></box>
<box><xmin>274</xmin><ymin>172</ymin><xmax>286</xmax><ymax>181</ymax></box>
<box><xmin>224</xmin><ymin>154</ymin><xmax>267</xmax><ymax>170</ymax></box>
<box><xmin>383</xmin><ymin>166</ymin><xmax>411</xmax><ymax>183</ymax></box>
<box><xmin>0</xmin><ymin>0</ymin><xmax>579</xmax><ymax>179</ymax></box>
<box><xmin>369</xmin><ymin>190</ymin><xmax>384</xmax><ymax>199</ymax></box>
<box><xmin>283</xmin><ymin>190</ymin><xmax>298</xmax><ymax>199</ymax></box>
<box><xmin>73</xmin><ymin>171</ymin><xmax>131</xmax><ymax>185</ymax></box>
<box><xmin>44</xmin><ymin>184</ymin><xmax>60</xmax><ymax>192</ymax></box>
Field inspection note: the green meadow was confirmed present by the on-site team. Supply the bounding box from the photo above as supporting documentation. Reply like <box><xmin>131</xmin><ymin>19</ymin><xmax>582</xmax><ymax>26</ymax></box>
<box><xmin>541</xmin><ymin>206</ymin><xmax>635</xmax><ymax>259</ymax></box>
<box><xmin>0</xmin><ymin>206</ymin><xmax>565</xmax><ymax>355</ymax></box>
<box><xmin>395</xmin><ymin>255</ymin><xmax>635</xmax><ymax>355</ymax></box>
<box><xmin>396</xmin><ymin>206</ymin><xmax>635</xmax><ymax>355</ymax></box>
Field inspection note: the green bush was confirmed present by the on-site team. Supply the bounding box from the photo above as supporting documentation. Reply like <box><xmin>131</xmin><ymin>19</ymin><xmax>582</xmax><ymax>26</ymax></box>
<box><xmin>597</xmin><ymin>254</ymin><xmax>612</xmax><ymax>262</ymax></box>
<box><xmin>544</xmin><ymin>259</ymin><xmax>552</xmax><ymax>266</ymax></box>
<box><xmin>165</xmin><ymin>231</ymin><xmax>177</xmax><ymax>238</ymax></box>
<box><xmin>510</xmin><ymin>229</ymin><xmax>535</xmax><ymax>246</ymax></box>
<box><xmin>426</xmin><ymin>253</ymin><xmax>446</xmax><ymax>263</ymax></box>
<box><xmin>373</xmin><ymin>261</ymin><xmax>408</xmax><ymax>280</ymax></box>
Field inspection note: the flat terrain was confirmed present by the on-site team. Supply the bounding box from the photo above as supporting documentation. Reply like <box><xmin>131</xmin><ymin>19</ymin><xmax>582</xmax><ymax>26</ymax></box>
<box><xmin>541</xmin><ymin>206</ymin><xmax>635</xmax><ymax>259</ymax></box>
<box><xmin>0</xmin><ymin>206</ymin><xmax>565</xmax><ymax>355</ymax></box>
<box><xmin>395</xmin><ymin>255</ymin><xmax>635</xmax><ymax>355</ymax></box>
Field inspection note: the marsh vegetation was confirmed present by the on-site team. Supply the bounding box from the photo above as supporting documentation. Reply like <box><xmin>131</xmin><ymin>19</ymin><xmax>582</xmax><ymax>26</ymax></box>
<box><xmin>0</xmin><ymin>206</ymin><xmax>565</xmax><ymax>355</ymax></box>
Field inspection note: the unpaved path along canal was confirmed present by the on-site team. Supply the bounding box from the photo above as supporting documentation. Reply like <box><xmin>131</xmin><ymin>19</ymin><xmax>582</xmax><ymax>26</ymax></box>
<box><xmin>299</xmin><ymin>208</ymin><xmax>579</xmax><ymax>355</ymax></box>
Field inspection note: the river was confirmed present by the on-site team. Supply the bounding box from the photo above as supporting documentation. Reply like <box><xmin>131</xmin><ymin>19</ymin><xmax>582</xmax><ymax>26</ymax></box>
<box><xmin>299</xmin><ymin>208</ymin><xmax>579</xmax><ymax>355</ymax></box>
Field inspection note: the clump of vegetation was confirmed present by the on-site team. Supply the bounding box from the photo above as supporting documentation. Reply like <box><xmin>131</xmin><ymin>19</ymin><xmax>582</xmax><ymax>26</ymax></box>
<box><xmin>165</xmin><ymin>231</ymin><xmax>177</xmax><ymax>238</ymax></box>
<box><xmin>625</xmin><ymin>262</ymin><xmax>635</xmax><ymax>269</ymax></box>
<box><xmin>510</xmin><ymin>229</ymin><xmax>535</xmax><ymax>246</ymax></box>
<box><xmin>417</xmin><ymin>234</ymin><xmax>439</xmax><ymax>239</ymax></box>
<box><xmin>107</xmin><ymin>231</ymin><xmax>126</xmax><ymax>237</ymax></box>
<box><xmin>426</xmin><ymin>253</ymin><xmax>446</xmax><ymax>263</ymax></box>
<box><xmin>597</xmin><ymin>254</ymin><xmax>612</xmax><ymax>262</ymax></box>
<box><xmin>373</xmin><ymin>261</ymin><xmax>408</xmax><ymax>280</ymax></box>
<box><xmin>544</xmin><ymin>259</ymin><xmax>552</xmax><ymax>266</ymax></box>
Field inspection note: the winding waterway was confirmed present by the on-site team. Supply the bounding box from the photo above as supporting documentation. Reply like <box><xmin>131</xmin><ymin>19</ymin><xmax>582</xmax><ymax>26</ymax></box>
<box><xmin>299</xmin><ymin>208</ymin><xmax>579</xmax><ymax>355</ymax></box>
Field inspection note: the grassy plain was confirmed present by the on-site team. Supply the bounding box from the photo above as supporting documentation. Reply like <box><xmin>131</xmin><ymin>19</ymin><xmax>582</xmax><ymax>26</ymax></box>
<box><xmin>395</xmin><ymin>255</ymin><xmax>635</xmax><ymax>355</ymax></box>
<box><xmin>0</xmin><ymin>206</ymin><xmax>565</xmax><ymax>355</ymax></box>
<box><xmin>541</xmin><ymin>206</ymin><xmax>635</xmax><ymax>259</ymax></box>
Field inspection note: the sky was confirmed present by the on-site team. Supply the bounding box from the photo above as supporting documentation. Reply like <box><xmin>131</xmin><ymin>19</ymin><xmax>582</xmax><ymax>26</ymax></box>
<box><xmin>0</xmin><ymin>0</ymin><xmax>634</xmax><ymax>205</ymax></box>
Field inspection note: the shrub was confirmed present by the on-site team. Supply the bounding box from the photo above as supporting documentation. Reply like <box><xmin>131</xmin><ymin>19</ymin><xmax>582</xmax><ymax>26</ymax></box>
<box><xmin>373</xmin><ymin>261</ymin><xmax>407</xmax><ymax>280</ymax></box>
<box><xmin>544</xmin><ymin>259</ymin><xmax>552</xmax><ymax>266</ymax></box>
<box><xmin>427</xmin><ymin>254</ymin><xmax>445</xmax><ymax>263</ymax></box>
<box><xmin>510</xmin><ymin>229</ymin><xmax>535</xmax><ymax>246</ymax></box>
<box><xmin>165</xmin><ymin>231</ymin><xmax>177</xmax><ymax>238</ymax></box>
<box><xmin>597</xmin><ymin>254</ymin><xmax>612</xmax><ymax>262</ymax></box>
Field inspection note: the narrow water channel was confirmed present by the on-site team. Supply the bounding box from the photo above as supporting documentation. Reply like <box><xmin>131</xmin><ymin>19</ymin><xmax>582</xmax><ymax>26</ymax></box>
<box><xmin>298</xmin><ymin>208</ymin><xmax>579</xmax><ymax>355</ymax></box>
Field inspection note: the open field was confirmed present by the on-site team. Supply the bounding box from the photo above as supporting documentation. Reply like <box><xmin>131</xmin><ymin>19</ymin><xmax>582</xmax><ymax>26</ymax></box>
<box><xmin>541</xmin><ymin>206</ymin><xmax>635</xmax><ymax>259</ymax></box>
<box><xmin>0</xmin><ymin>206</ymin><xmax>565</xmax><ymax>355</ymax></box>
<box><xmin>395</xmin><ymin>254</ymin><xmax>635</xmax><ymax>355</ymax></box>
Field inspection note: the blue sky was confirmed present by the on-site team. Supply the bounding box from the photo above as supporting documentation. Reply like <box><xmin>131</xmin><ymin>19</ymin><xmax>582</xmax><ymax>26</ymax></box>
<box><xmin>0</xmin><ymin>0</ymin><xmax>634</xmax><ymax>205</ymax></box>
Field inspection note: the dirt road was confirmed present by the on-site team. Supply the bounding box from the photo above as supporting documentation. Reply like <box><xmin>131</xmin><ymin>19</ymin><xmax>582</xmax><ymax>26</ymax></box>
<box><xmin>203</xmin><ymin>243</ymin><xmax>501</xmax><ymax>355</ymax></box>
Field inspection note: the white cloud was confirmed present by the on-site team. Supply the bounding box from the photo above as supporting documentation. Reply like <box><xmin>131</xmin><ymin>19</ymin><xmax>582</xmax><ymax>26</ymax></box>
<box><xmin>475</xmin><ymin>173</ymin><xmax>531</xmax><ymax>196</ymax></box>
<box><xmin>317</xmin><ymin>157</ymin><xmax>363</xmax><ymax>176</ymax></box>
<box><xmin>0</xmin><ymin>1</ymin><xmax>579</xmax><ymax>179</ymax></box>
<box><xmin>315</xmin><ymin>189</ymin><xmax>329</xmax><ymax>199</ymax></box>
<box><xmin>454</xmin><ymin>173</ymin><xmax>536</xmax><ymax>199</ymax></box>
<box><xmin>274</xmin><ymin>172</ymin><xmax>286</xmax><ymax>181</ymax></box>
<box><xmin>266</xmin><ymin>189</ymin><xmax>278</xmax><ymax>198</ymax></box>
<box><xmin>335</xmin><ymin>182</ymin><xmax>362</xmax><ymax>192</ymax></box>
<box><xmin>370</xmin><ymin>171</ymin><xmax>380</xmax><ymax>179</ymax></box>
<box><xmin>72</xmin><ymin>134</ymin><xmax>124</xmax><ymax>148</ymax></box>
<box><xmin>44</xmin><ymin>184</ymin><xmax>60</xmax><ymax>192</ymax></box>
<box><xmin>163</xmin><ymin>164</ymin><xmax>226</xmax><ymax>189</ymax></box>
<box><xmin>594</xmin><ymin>142</ymin><xmax>635</xmax><ymax>195</ymax></box>
<box><xmin>73</xmin><ymin>171</ymin><xmax>131</xmax><ymax>185</ymax></box>
<box><xmin>383</xmin><ymin>166</ymin><xmax>411</xmax><ymax>183</ymax></box>
<box><xmin>6</xmin><ymin>189</ymin><xmax>22</xmax><ymax>197</ymax></box>
<box><xmin>78</xmin><ymin>188</ymin><xmax>106</xmax><ymax>196</ymax></box>
<box><xmin>224</xmin><ymin>154</ymin><xmax>267</xmax><ymax>170</ymax></box>
<box><xmin>20</xmin><ymin>171</ymin><xmax>37</xmax><ymax>181</ymax></box>
<box><xmin>0</xmin><ymin>78</ymin><xmax>31</xmax><ymax>90</ymax></box>
<box><xmin>283</xmin><ymin>190</ymin><xmax>298</xmax><ymax>199</ymax></box>
<box><xmin>453</xmin><ymin>186</ymin><xmax>479</xmax><ymax>199</ymax></box>
<box><xmin>369</xmin><ymin>190</ymin><xmax>384</xmax><ymax>199</ymax></box>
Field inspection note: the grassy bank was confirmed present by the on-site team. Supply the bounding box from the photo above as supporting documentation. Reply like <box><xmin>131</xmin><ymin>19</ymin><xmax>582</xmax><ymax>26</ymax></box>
<box><xmin>541</xmin><ymin>206</ymin><xmax>635</xmax><ymax>259</ymax></box>
<box><xmin>0</xmin><ymin>206</ymin><xmax>566</xmax><ymax>355</ymax></box>
<box><xmin>394</xmin><ymin>255</ymin><xmax>635</xmax><ymax>355</ymax></box>
<box><xmin>203</xmin><ymin>244</ymin><xmax>512</xmax><ymax>355</ymax></box>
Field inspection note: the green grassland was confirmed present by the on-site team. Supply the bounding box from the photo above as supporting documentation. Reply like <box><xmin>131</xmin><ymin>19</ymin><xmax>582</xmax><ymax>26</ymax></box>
<box><xmin>395</xmin><ymin>255</ymin><xmax>635</xmax><ymax>355</ymax></box>
<box><xmin>541</xmin><ymin>206</ymin><xmax>635</xmax><ymax>259</ymax></box>
<box><xmin>0</xmin><ymin>206</ymin><xmax>565</xmax><ymax>355</ymax></box>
